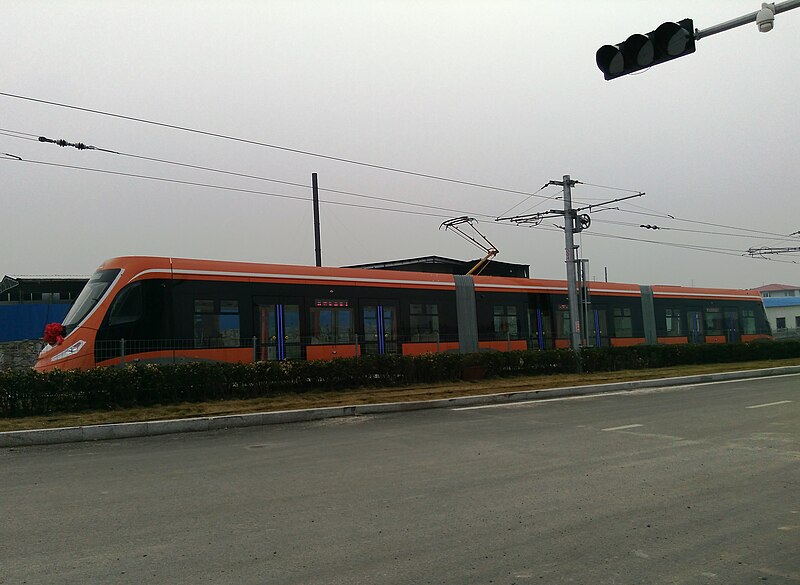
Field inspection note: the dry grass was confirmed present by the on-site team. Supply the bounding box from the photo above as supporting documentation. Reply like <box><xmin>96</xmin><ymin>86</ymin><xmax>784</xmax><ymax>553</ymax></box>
<box><xmin>2</xmin><ymin>358</ymin><xmax>799</xmax><ymax>432</ymax></box>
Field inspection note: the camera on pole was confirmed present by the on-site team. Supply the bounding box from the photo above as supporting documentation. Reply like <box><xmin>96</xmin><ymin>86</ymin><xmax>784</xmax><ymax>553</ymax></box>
<box><xmin>596</xmin><ymin>18</ymin><xmax>696</xmax><ymax>80</ymax></box>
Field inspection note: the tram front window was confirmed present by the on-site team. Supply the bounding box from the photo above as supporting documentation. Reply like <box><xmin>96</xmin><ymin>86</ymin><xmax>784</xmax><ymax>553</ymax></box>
<box><xmin>62</xmin><ymin>269</ymin><xmax>120</xmax><ymax>334</ymax></box>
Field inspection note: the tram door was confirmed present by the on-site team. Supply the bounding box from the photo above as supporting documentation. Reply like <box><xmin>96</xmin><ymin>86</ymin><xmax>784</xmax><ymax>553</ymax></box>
<box><xmin>724</xmin><ymin>309</ymin><xmax>740</xmax><ymax>343</ymax></box>
<box><xmin>529</xmin><ymin>307</ymin><xmax>553</xmax><ymax>349</ymax></box>
<box><xmin>687</xmin><ymin>309</ymin><xmax>704</xmax><ymax>343</ymax></box>
<box><xmin>362</xmin><ymin>302</ymin><xmax>398</xmax><ymax>355</ymax></box>
<box><xmin>588</xmin><ymin>308</ymin><xmax>609</xmax><ymax>347</ymax></box>
<box><xmin>258</xmin><ymin>301</ymin><xmax>301</xmax><ymax>360</ymax></box>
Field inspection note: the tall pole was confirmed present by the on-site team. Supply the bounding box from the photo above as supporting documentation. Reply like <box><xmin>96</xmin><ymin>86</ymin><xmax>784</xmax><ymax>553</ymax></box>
<box><xmin>563</xmin><ymin>175</ymin><xmax>582</xmax><ymax>353</ymax></box>
<box><xmin>312</xmin><ymin>172</ymin><xmax>322</xmax><ymax>267</ymax></box>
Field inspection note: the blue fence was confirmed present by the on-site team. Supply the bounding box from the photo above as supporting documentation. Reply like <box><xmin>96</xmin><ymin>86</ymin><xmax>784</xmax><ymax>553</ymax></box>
<box><xmin>0</xmin><ymin>304</ymin><xmax>72</xmax><ymax>342</ymax></box>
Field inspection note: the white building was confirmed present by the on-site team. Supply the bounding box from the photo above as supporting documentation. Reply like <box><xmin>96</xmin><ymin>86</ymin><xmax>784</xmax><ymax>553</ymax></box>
<box><xmin>753</xmin><ymin>284</ymin><xmax>800</xmax><ymax>338</ymax></box>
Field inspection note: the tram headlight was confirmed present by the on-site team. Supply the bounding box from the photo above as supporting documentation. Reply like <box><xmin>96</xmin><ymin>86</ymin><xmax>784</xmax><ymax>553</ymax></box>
<box><xmin>50</xmin><ymin>340</ymin><xmax>86</xmax><ymax>362</ymax></box>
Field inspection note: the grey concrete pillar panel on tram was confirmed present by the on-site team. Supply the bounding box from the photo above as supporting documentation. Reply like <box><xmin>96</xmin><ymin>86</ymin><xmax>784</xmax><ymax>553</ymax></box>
<box><xmin>640</xmin><ymin>285</ymin><xmax>658</xmax><ymax>345</ymax></box>
<box><xmin>454</xmin><ymin>275</ymin><xmax>479</xmax><ymax>353</ymax></box>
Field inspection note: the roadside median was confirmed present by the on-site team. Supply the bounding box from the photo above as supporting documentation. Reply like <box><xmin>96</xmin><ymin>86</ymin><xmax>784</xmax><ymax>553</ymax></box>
<box><xmin>2</xmin><ymin>360</ymin><xmax>798</xmax><ymax>448</ymax></box>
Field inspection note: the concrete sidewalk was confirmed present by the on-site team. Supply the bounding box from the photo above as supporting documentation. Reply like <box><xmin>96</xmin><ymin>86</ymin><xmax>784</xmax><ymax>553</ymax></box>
<box><xmin>3</xmin><ymin>364</ymin><xmax>799</xmax><ymax>448</ymax></box>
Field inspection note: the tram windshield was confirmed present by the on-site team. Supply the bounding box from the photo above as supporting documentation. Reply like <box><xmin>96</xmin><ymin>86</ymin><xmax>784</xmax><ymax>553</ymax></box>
<box><xmin>62</xmin><ymin>269</ymin><xmax>120</xmax><ymax>333</ymax></box>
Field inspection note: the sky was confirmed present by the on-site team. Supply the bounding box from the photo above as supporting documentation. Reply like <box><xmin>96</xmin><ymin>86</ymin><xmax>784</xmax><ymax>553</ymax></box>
<box><xmin>2</xmin><ymin>1</ymin><xmax>799</xmax><ymax>289</ymax></box>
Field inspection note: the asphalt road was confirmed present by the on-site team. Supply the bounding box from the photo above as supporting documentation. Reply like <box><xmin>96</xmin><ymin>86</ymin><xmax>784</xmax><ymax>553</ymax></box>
<box><xmin>2</xmin><ymin>374</ymin><xmax>798</xmax><ymax>585</ymax></box>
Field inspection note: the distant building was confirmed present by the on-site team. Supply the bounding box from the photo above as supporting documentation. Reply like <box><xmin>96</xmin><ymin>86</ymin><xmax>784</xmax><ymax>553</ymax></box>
<box><xmin>752</xmin><ymin>284</ymin><xmax>800</xmax><ymax>338</ymax></box>
<box><xmin>0</xmin><ymin>276</ymin><xmax>88</xmax><ymax>342</ymax></box>
<box><xmin>346</xmin><ymin>255</ymin><xmax>530</xmax><ymax>278</ymax></box>
<box><xmin>753</xmin><ymin>283</ymin><xmax>800</xmax><ymax>298</ymax></box>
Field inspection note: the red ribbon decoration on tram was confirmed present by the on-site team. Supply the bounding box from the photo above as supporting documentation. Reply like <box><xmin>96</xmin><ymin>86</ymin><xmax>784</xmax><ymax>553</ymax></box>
<box><xmin>44</xmin><ymin>322</ymin><xmax>66</xmax><ymax>345</ymax></box>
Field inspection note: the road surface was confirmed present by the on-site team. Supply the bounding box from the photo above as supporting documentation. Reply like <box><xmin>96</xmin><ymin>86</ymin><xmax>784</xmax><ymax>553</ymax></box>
<box><xmin>2</xmin><ymin>375</ymin><xmax>798</xmax><ymax>584</ymax></box>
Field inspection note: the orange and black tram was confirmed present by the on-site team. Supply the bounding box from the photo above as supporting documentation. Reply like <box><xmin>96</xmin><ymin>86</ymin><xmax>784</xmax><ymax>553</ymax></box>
<box><xmin>35</xmin><ymin>256</ymin><xmax>771</xmax><ymax>371</ymax></box>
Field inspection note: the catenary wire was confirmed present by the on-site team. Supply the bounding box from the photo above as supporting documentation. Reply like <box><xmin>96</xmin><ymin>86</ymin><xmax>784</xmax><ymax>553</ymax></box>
<box><xmin>611</xmin><ymin>208</ymin><xmax>795</xmax><ymax>240</ymax></box>
<box><xmin>6</xmin><ymin>152</ymin><xmax>794</xmax><ymax>265</ymax></box>
<box><xmin>5</xmin><ymin>125</ymin><xmax>794</xmax><ymax>264</ymax></box>
<box><xmin>495</xmin><ymin>184</ymin><xmax>552</xmax><ymax>217</ymax></box>
<box><xmin>593</xmin><ymin>218</ymin><xmax>800</xmax><ymax>243</ymax></box>
<box><xmin>511</xmin><ymin>189</ymin><xmax>565</xmax><ymax>218</ymax></box>
<box><xmin>1</xmin><ymin>156</ymin><xmax>464</xmax><ymax>219</ymax></box>
<box><xmin>0</xmin><ymin>128</ymin><xmax>497</xmax><ymax>219</ymax></box>
<box><xmin>0</xmin><ymin>92</ymin><xmax>551</xmax><ymax>199</ymax></box>
<box><xmin>0</xmin><ymin>128</ymin><xmax>494</xmax><ymax>219</ymax></box>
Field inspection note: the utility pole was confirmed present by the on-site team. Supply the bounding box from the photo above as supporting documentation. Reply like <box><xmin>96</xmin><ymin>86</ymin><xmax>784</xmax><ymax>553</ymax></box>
<box><xmin>496</xmin><ymin>177</ymin><xmax>644</xmax><ymax>358</ymax></box>
<box><xmin>557</xmin><ymin>175</ymin><xmax>582</xmax><ymax>353</ymax></box>
<box><xmin>312</xmin><ymin>173</ymin><xmax>322</xmax><ymax>267</ymax></box>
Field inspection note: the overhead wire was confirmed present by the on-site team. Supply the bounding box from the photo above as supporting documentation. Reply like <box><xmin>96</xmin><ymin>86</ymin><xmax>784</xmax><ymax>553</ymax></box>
<box><xmin>0</xmin><ymin>92</ymin><xmax>551</xmax><ymax>199</ymax></box>
<box><xmin>495</xmin><ymin>183</ymin><xmax>551</xmax><ymax>217</ymax></box>
<box><xmin>611</xmin><ymin>208</ymin><xmax>796</xmax><ymax>240</ymax></box>
<box><xmin>5</xmin><ymin>150</ymin><xmax>795</xmax><ymax>265</ymax></box>
<box><xmin>0</xmin><ymin>156</ymin><xmax>461</xmax><ymax>219</ymax></box>
<box><xmin>3</xmin><ymin>113</ymin><xmax>795</xmax><ymax>266</ymax></box>
<box><xmin>0</xmin><ymin>129</ymin><xmax>497</xmax><ymax>219</ymax></box>
<box><xmin>581</xmin><ymin>229</ymin><xmax>800</xmax><ymax>264</ymax></box>
<box><xmin>513</xmin><ymin>189</ymin><xmax>564</xmax><ymax>217</ymax></box>
<box><xmin>574</xmin><ymin>181</ymin><xmax>642</xmax><ymax>194</ymax></box>
<box><xmin>593</xmin><ymin>218</ymin><xmax>800</xmax><ymax>243</ymax></box>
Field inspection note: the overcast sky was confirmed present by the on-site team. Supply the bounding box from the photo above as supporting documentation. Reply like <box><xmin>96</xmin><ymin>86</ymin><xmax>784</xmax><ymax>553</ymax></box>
<box><xmin>2</xmin><ymin>1</ymin><xmax>799</xmax><ymax>289</ymax></box>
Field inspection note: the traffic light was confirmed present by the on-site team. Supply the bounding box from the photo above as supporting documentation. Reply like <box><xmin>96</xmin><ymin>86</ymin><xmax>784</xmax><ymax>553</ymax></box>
<box><xmin>596</xmin><ymin>18</ymin><xmax>696</xmax><ymax>80</ymax></box>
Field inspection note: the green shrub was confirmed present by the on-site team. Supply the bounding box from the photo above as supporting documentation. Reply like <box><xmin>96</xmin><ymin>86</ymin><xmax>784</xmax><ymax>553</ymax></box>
<box><xmin>1</xmin><ymin>340</ymin><xmax>799</xmax><ymax>418</ymax></box>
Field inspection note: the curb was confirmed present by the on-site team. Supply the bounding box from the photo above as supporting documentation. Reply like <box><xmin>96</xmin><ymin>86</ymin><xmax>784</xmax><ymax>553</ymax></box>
<box><xmin>2</xmin><ymin>365</ymin><xmax>799</xmax><ymax>448</ymax></box>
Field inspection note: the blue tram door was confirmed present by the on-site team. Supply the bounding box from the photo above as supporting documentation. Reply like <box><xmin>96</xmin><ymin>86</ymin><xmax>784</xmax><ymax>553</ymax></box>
<box><xmin>362</xmin><ymin>303</ymin><xmax>398</xmax><ymax>355</ymax></box>
<box><xmin>724</xmin><ymin>309</ymin><xmax>740</xmax><ymax>343</ymax></box>
<box><xmin>589</xmin><ymin>308</ymin><xmax>608</xmax><ymax>347</ymax></box>
<box><xmin>529</xmin><ymin>307</ymin><xmax>553</xmax><ymax>349</ymax></box>
<box><xmin>687</xmin><ymin>309</ymin><xmax>704</xmax><ymax>343</ymax></box>
<box><xmin>258</xmin><ymin>302</ymin><xmax>301</xmax><ymax>360</ymax></box>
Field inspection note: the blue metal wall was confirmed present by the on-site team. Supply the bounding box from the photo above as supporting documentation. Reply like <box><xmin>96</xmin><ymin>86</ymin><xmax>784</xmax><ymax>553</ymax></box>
<box><xmin>0</xmin><ymin>304</ymin><xmax>72</xmax><ymax>342</ymax></box>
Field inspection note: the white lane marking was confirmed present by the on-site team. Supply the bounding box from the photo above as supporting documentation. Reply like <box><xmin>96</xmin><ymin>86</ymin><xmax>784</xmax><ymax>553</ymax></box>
<box><xmin>746</xmin><ymin>400</ymin><xmax>792</xmax><ymax>409</ymax></box>
<box><xmin>452</xmin><ymin>373</ymin><xmax>800</xmax><ymax>412</ymax></box>
<box><xmin>663</xmin><ymin>372</ymin><xmax>800</xmax><ymax>390</ymax></box>
<box><xmin>602</xmin><ymin>423</ymin><xmax>643</xmax><ymax>432</ymax></box>
<box><xmin>452</xmin><ymin>389</ymin><xmax>647</xmax><ymax>411</ymax></box>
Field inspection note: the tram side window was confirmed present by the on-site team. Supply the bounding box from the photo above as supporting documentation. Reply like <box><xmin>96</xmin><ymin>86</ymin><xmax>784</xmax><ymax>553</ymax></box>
<box><xmin>310</xmin><ymin>307</ymin><xmax>353</xmax><ymax>344</ymax></box>
<box><xmin>194</xmin><ymin>299</ymin><xmax>240</xmax><ymax>347</ymax></box>
<box><xmin>664</xmin><ymin>308</ymin><xmax>682</xmax><ymax>336</ymax></box>
<box><xmin>704</xmin><ymin>308</ymin><xmax>724</xmax><ymax>335</ymax></box>
<box><xmin>493</xmin><ymin>305</ymin><xmax>519</xmax><ymax>339</ymax></box>
<box><xmin>613</xmin><ymin>307</ymin><xmax>633</xmax><ymax>337</ymax></box>
<box><xmin>410</xmin><ymin>303</ymin><xmax>439</xmax><ymax>342</ymax></box>
<box><xmin>108</xmin><ymin>283</ymin><xmax>143</xmax><ymax>326</ymax></box>
<box><xmin>741</xmin><ymin>309</ymin><xmax>757</xmax><ymax>334</ymax></box>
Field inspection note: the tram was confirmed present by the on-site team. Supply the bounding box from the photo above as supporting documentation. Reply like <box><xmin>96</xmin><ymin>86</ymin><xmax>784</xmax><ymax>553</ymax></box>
<box><xmin>34</xmin><ymin>256</ymin><xmax>771</xmax><ymax>371</ymax></box>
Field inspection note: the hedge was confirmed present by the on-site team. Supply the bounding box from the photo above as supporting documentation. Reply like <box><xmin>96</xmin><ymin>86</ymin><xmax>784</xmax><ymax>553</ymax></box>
<box><xmin>2</xmin><ymin>340</ymin><xmax>799</xmax><ymax>418</ymax></box>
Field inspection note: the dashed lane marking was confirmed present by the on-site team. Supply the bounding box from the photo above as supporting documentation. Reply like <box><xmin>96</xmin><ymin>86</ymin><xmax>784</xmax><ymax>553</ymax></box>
<box><xmin>746</xmin><ymin>400</ymin><xmax>792</xmax><ymax>409</ymax></box>
<box><xmin>602</xmin><ymin>423</ymin><xmax>643</xmax><ymax>432</ymax></box>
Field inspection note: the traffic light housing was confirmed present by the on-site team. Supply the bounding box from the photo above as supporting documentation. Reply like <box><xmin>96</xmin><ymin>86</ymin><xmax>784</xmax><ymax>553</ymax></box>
<box><xmin>596</xmin><ymin>18</ymin><xmax>696</xmax><ymax>80</ymax></box>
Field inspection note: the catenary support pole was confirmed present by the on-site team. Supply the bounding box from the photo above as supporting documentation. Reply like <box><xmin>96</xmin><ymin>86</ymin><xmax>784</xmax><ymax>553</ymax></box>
<box><xmin>312</xmin><ymin>172</ymin><xmax>322</xmax><ymax>267</ymax></box>
<box><xmin>562</xmin><ymin>176</ymin><xmax>582</xmax><ymax>355</ymax></box>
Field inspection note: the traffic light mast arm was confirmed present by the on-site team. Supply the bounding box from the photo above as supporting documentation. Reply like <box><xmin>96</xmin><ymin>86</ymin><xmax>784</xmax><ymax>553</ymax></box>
<box><xmin>597</xmin><ymin>1</ymin><xmax>800</xmax><ymax>80</ymax></box>
<box><xmin>695</xmin><ymin>0</ymin><xmax>800</xmax><ymax>40</ymax></box>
